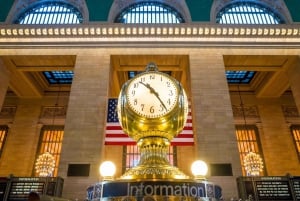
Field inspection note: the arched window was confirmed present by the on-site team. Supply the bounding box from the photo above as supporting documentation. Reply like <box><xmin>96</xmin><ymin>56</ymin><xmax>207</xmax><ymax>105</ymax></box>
<box><xmin>13</xmin><ymin>2</ymin><xmax>80</xmax><ymax>84</ymax></box>
<box><xmin>15</xmin><ymin>1</ymin><xmax>83</xmax><ymax>24</ymax></box>
<box><xmin>235</xmin><ymin>125</ymin><xmax>265</xmax><ymax>176</ymax></box>
<box><xmin>0</xmin><ymin>126</ymin><xmax>8</xmax><ymax>158</ymax></box>
<box><xmin>217</xmin><ymin>2</ymin><xmax>285</xmax><ymax>84</ymax></box>
<box><xmin>115</xmin><ymin>2</ymin><xmax>184</xmax><ymax>23</ymax></box>
<box><xmin>35</xmin><ymin>126</ymin><xmax>64</xmax><ymax>177</ymax></box>
<box><xmin>216</xmin><ymin>2</ymin><xmax>284</xmax><ymax>24</ymax></box>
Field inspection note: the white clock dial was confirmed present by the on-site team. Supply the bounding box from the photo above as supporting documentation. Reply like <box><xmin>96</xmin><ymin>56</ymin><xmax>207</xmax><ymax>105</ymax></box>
<box><xmin>126</xmin><ymin>72</ymin><xmax>178</xmax><ymax>118</ymax></box>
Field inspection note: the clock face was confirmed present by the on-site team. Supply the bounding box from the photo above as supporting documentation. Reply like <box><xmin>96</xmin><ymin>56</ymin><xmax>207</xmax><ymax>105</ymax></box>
<box><xmin>126</xmin><ymin>72</ymin><xmax>178</xmax><ymax>118</ymax></box>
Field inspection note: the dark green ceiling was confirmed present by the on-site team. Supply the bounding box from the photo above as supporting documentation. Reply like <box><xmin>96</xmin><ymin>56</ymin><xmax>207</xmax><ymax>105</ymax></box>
<box><xmin>85</xmin><ymin>0</ymin><xmax>112</xmax><ymax>21</ymax></box>
<box><xmin>0</xmin><ymin>0</ymin><xmax>13</xmax><ymax>22</ymax></box>
<box><xmin>0</xmin><ymin>0</ymin><xmax>299</xmax><ymax>23</ymax></box>
<box><xmin>284</xmin><ymin>0</ymin><xmax>300</xmax><ymax>22</ymax></box>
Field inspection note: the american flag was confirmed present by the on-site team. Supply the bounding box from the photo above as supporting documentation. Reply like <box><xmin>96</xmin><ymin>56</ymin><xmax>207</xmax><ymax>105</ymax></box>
<box><xmin>104</xmin><ymin>98</ymin><xmax>194</xmax><ymax>146</ymax></box>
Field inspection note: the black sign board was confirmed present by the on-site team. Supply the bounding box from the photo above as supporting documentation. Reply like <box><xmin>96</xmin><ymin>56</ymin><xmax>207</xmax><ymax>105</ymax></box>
<box><xmin>255</xmin><ymin>180</ymin><xmax>292</xmax><ymax>200</ymax></box>
<box><xmin>0</xmin><ymin>177</ymin><xmax>8</xmax><ymax>201</ymax></box>
<box><xmin>291</xmin><ymin>177</ymin><xmax>300</xmax><ymax>200</ymax></box>
<box><xmin>237</xmin><ymin>176</ymin><xmax>300</xmax><ymax>201</ymax></box>
<box><xmin>0</xmin><ymin>177</ymin><xmax>64</xmax><ymax>201</ymax></box>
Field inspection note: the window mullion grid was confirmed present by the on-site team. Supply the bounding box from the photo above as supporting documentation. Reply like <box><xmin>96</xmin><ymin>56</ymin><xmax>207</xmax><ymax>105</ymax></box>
<box><xmin>228</xmin><ymin>9</ymin><xmax>234</xmax><ymax>24</ymax></box>
<box><xmin>133</xmin><ymin>8</ymin><xmax>137</xmax><ymax>23</ymax></box>
<box><xmin>240</xmin><ymin>6</ymin><xmax>246</xmax><ymax>24</ymax></box>
<box><xmin>31</xmin><ymin>12</ymin><xmax>38</xmax><ymax>24</ymax></box>
<box><xmin>57</xmin><ymin>6</ymin><xmax>63</xmax><ymax>23</ymax></box>
<box><xmin>224</xmin><ymin>13</ymin><xmax>229</xmax><ymax>24</ymax></box>
<box><xmin>47</xmin><ymin>6</ymin><xmax>54</xmax><ymax>24</ymax></box>
<box><xmin>157</xmin><ymin>6</ymin><xmax>161</xmax><ymax>23</ymax></box>
<box><xmin>152</xmin><ymin>5</ymin><xmax>155</xmax><ymax>23</ymax></box>
<box><xmin>44</xmin><ymin>6</ymin><xmax>50</xmax><ymax>24</ymax></box>
<box><xmin>36</xmin><ymin>7</ymin><xmax>44</xmax><ymax>24</ymax></box>
<box><xmin>65</xmin><ymin>9</ymin><xmax>70</xmax><ymax>23</ymax></box>
<box><xmin>54</xmin><ymin>6</ymin><xmax>60</xmax><ymax>24</ymax></box>
<box><xmin>247</xmin><ymin>6</ymin><xmax>253</xmax><ymax>24</ymax></box>
<box><xmin>254</xmin><ymin>7</ymin><xmax>260</xmax><ymax>24</ymax></box>
<box><xmin>159</xmin><ymin>7</ymin><xmax>163</xmax><ymax>23</ymax></box>
<box><xmin>267</xmin><ymin>14</ymin><xmax>274</xmax><ymax>24</ymax></box>
<box><xmin>26</xmin><ymin>13</ymin><xmax>33</xmax><ymax>24</ymax></box>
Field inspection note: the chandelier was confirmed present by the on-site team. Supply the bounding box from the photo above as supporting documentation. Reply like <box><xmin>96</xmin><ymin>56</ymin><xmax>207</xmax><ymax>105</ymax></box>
<box><xmin>244</xmin><ymin>151</ymin><xmax>264</xmax><ymax>176</ymax></box>
<box><xmin>35</xmin><ymin>152</ymin><xmax>56</xmax><ymax>177</ymax></box>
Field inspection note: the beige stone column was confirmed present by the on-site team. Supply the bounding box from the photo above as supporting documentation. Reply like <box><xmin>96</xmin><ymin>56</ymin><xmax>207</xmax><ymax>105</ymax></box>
<box><xmin>0</xmin><ymin>99</ymin><xmax>42</xmax><ymax>176</ymax></box>
<box><xmin>286</xmin><ymin>56</ymin><xmax>300</xmax><ymax>117</ymax></box>
<box><xmin>189</xmin><ymin>52</ymin><xmax>241</xmax><ymax>199</ymax></box>
<box><xmin>0</xmin><ymin>58</ymin><xmax>10</xmax><ymax>109</ymax></box>
<box><xmin>58</xmin><ymin>52</ymin><xmax>110</xmax><ymax>200</ymax></box>
<box><xmin>258</xmin><ymin>103</ymin><xmax>298</xmax><ymax>175</ymax></box>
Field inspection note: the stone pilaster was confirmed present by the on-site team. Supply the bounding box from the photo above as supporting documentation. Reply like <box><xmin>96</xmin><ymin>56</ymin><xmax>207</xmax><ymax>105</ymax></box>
<box><xmin>0</xmin><ymin>58</ymin><xmax>10</xmax><ymax>109</ymax></box>
<box><xmin>58</xmin><ymin>52</ymin><xmax>110</xmax><ymax>200</ymax></box>
<box><xmin>286</xmin><ymin>56</ymin><xmax>300</xmax><ymax>118</ymax></box>
<box><xmin>0</xmin><ymin>99</ymin><xmax>42</xmax><ymax>176</ymax></box>
<box><xmin>258</xmin><ymin>103</ymin><xmax>298</xmax><ymax>175</ymax></box>
<box><xmin>189</xmin><ymin>52</ymin><xmax>241</xmax><ymax>199</ymax></box>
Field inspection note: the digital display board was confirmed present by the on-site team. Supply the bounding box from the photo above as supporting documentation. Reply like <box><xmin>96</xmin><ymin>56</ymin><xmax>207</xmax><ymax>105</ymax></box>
<box><xmin>0</xmin><ymin>177</ymin><xmax>8</xmax><ymax>201</ymax></box>
<box><xmin>237</xmin><ymin>176</ymin><xmax>300</xmax><ymax>201</ymax></box>
<box><xmin>0</xmin><ymin>177</ymin><xmax>63</xmax><ymax>201</ymax></box>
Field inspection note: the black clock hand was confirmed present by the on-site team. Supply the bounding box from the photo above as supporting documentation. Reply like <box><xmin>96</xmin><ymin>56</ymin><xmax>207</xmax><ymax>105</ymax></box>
<box><xmin>139</xmin><ymin>82</ymin><xmax>168</xmax><ymax>111</ymax></box>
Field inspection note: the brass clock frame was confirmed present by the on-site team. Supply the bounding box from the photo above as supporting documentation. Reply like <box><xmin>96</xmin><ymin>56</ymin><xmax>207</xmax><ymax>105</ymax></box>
<box><xmin>117</xmin><ymin>62</ymin><xmax>189</xmax><ymax>179</ymax></box>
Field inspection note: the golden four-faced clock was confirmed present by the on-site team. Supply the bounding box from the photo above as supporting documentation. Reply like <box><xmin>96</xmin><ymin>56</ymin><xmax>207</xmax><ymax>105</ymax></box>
<box><xmin>117</xmin><ymin>62</ymin><xmax>188</xmax><ymax>142</ymax></box>
<box><xmin>126</xmin><ymin>70</ymin><xmax>178</xmax><ymax>119</ymax></box>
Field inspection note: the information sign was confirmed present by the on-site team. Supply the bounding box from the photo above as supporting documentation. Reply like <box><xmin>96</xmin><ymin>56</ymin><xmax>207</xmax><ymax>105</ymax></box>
<box><xmin>237</xmin><ymin>176</ymin><xmax>300</xmax><ymax>201</ymax></box>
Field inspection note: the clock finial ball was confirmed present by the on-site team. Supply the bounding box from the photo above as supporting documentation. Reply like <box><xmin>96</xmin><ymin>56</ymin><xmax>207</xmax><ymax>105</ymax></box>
<box><xmin>145</xmin><ymin>62</ymin><xmax>159</xmax><ymax>72</ymax></box>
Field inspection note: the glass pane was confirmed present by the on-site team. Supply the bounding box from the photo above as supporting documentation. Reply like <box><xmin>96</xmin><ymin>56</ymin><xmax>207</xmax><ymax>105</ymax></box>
<box><xmin>0</xmin><ymin>126</ymin><xmax>8</xmax><ymax>157</ymax></box>
<box><xmin>217</xmin><ymin>2</ymin><xmax>283</xmax><ymax>25</ymax></box>
<box><xmin>291</xmin><ymin>125</ymin><xmax>300</xmax><ymax>160</ymax></box>
<box><xmin>16</xmin><ymin>2</ymin><xmax>82</xmax><ymax>25</ymax></box>
<box><xmin>36</xmin><ymin>126</ymin><xmax>64</xmax><ymax>177</ymax></box>
<box><xmin>116</xmin><ymin>2</ymin><xmax>183</xmax><ymax>24</ymax></box>
<box><xmin>235</xmin><ymin>125</ymin><xmax>264</xmax><ymax>176</ymax></box>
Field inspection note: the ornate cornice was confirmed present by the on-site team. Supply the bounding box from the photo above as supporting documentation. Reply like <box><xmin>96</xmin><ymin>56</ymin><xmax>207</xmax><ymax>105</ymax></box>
<box><xmin>1</xmin><ymin>23</ymin><xmax>300</xmax><ymax>37</ymax></box>
<box><xmin>0</xmin><ymin>23</ymin><xmax>300</xmax><ymax>47</ymax></box>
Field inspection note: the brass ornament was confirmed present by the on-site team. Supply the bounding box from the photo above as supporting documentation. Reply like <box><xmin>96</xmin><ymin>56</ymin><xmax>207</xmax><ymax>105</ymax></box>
<box><xmin>117</xmin><ymin>62</ymin><xmax>189</xmax><ymax>180</ymax></box>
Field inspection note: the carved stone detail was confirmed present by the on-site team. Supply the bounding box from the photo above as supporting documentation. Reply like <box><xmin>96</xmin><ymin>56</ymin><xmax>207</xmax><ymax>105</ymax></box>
<box><xmin>40</xmin><ymin>106</ymin><xmax>67</xmax><ymax>119</ymax></box>
<box><xmin>0</xmin><ymin>106</ymin><xmax>17</xmax><ymax>119</ymax></box>
<box><xmin>232</xmin><ymin>105</ymin><xmax>259</xmax><ymax>118</ymax></box>
<box><xmin>282</xmin><ymin>105</ymin><xmax>300</xmax><ymax>117</ymax></box>
<box><xmin>1</xmin><ymin>23</ymin><xmax>299</xmax><ymax>39</ymax></box>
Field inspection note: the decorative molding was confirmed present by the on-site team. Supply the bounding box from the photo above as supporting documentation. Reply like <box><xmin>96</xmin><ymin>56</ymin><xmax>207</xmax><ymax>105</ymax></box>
<box><xmin>232</xmin><ymin>105</ymin><xmax>259</xmax><ymax>118</ymax></box>
<box><xmin>0</xmin><ymin>24</ymin><xmax>300</xmax><ymax>38</ymax></box>
<box><xmin>0</xmin><ymin>106</ymin><xmax>17</xmax><ymax>119</ymax></box>
<box><xmin>282</xmin><ymin>105</ymin><xmax>300</xmax><ymax>118</ymax></box>
<box><xmin>40</xmin><ymin>106</ymin><xmax>67</xmax><ymax>119</ymax></box>
<box><xmin>0</xmin><ymin>24</ymin><xmax>300</xmax><ymax>48</ymax></box>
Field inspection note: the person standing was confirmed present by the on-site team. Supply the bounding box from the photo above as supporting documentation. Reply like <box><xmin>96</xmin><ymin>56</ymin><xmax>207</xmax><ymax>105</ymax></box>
<box><xmin>27</xmin><ymin>191</ymin><xmax>40</xmax><ymax>201</ymax></box>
